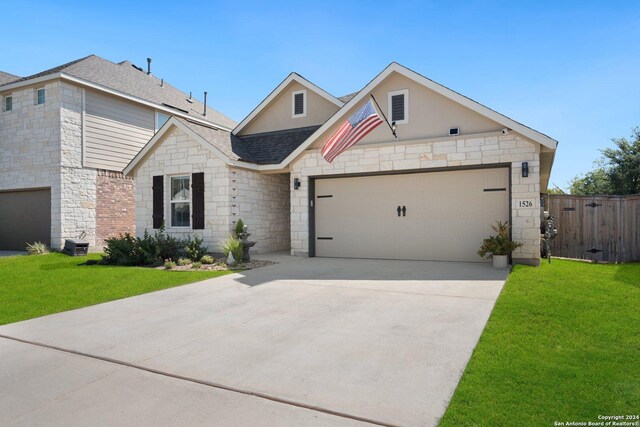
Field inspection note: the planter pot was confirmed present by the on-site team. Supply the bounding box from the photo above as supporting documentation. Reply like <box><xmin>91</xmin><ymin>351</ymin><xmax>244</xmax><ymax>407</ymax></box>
<box><xmin>492</xmin><ymin>254</ymin><xmax>509</xmax><ymax>269</ymax></box>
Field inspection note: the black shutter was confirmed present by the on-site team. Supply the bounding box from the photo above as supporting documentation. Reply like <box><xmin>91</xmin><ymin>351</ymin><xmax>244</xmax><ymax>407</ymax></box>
<box><xmin>294</xmin><ymin>92</ymin><xmax>304</xmax><ymax>115</ymax></box>
<box><xmin>152</xmin><ymin>175</ymin><xmax>164</xmax><ymax>229</ymax></box>
<box><xmin>192</xmin><ymin>172</ymin><xmax>205</xmax><ymax>230</ymax></box>
<box><xmin>391</xmin><ymin>94</ymin><xmax>404</xmax><ymax>122</ymax></box>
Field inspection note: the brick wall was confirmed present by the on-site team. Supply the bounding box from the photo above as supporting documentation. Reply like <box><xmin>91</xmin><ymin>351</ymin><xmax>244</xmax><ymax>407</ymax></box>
<box><xmin>290</xmin><ymin>132</ymin><xmax>542</xmax><ymax>265</ymax></box>
<box><xmin>96</xmin><ymin>170</ymin><xmax>136</xmax><ymax>247</ymax></box>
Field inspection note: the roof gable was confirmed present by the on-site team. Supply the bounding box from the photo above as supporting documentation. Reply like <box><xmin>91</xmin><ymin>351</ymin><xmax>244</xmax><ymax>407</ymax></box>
<box><xmin>277</xmin><ymin>62</ymin><xmax>558</xmax><ymax>167</ymax></box>
<box><xmin>233</xmin><ymin>73</ymin><xmax>344</xmax><ymax>135</ymax></box>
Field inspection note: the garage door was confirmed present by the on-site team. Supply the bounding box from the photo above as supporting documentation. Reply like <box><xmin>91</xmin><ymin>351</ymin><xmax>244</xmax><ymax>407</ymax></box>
<box><xmin>314</xmin><ymin>168</ymin><xmax>509</xmax><ymax>262</ymax></box>
<box><xmin>0</xmin><ymin>188</ymin><xmax>51</xmax><ymax>251</ymax></box>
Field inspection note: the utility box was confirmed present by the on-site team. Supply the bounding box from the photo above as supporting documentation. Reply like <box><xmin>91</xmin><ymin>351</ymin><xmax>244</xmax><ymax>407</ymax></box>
<box><xmin>63</xmin><ymin>239</ymin><xmax>89</xmax><ymax>256</ymax></box>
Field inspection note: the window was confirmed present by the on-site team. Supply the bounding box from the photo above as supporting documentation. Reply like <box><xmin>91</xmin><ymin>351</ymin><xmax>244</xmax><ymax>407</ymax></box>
<box><xmin>155</xmin><ymin>112</ymin><xmax>170</xmax><ymax>131</ymax></box>
<box><xmin>3</xmin><ymin>95</ymin><xmax>11</xmax><ymax>112</ymax></box>
<box><xmin>170</xmin><ymin>176</ymin><xmax>190</xmax><ymax>227</ymax></box>
<box><xmin>36</xmin><ymin>88</ymin><xmax>45</xmax><ymax>105</ymax></box>
<box><xmin>292</xmin><ymin>89</ymin><xmax>306</xmax><ymax>118</ymax></box>
<box><xmin>388</xmin><ymin>89</ymin><xmax>409</xmax><ymax>124</ymax></box>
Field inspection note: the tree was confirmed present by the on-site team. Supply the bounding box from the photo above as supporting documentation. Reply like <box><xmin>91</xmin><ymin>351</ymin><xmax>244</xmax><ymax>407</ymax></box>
<box><xmin>569</xmin><ymin>128</ymin><xmax>640</xmax><ymax>195</ymax></box>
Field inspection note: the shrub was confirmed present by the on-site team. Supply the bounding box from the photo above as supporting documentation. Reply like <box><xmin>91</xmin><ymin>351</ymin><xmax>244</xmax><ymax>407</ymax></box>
<box><xmin>135</xmin><ymin>230</ymin><xmax>160</xmax><ymax>265</ymax></box>
<box><xmin>155</xmin><ymin>226</ymin><xmax>182</xmax><ymax>261</ymax></box>
<box><xmin>184</xmin><ymin>236</ymin><xmax>208</xmax><ymax>261</ymax></box>
<box><xmin>235</xmin><ymin>219</ymin><xmax>245</xmax><ymax>238</ymax></box>
<box><xmin>177</xmin><ymin>257</ymin><xmax>191</xmax><ymax>266</ymax></box>
<box><xmin>26</xmin><ymin>241</ymin><xmax>50</xmax><ymax>255</ymax></box>
<box><xmin>103</xmin><ymin>233</ymin><xmax>137</xmax><ymax>265</ymax></box>
<box><xmin>221</xmin><ymin>235</ymin><xmax>243</xmax><ymax>264</ymax></box>
<box><xmin>200</xmin><ymin>255</ymin><xmax>214</xmax><ymax>264</ymax></box>
<box><xmin>478</xmin><ymin>221</ymin><xmax>523</xmax><ymax>258</ymax></box>
<box><xmin>192</xmin><ymin>262</ymin><xmax>202</xmax><ymax>269</ymax></box>
<box><xmin>164</xmin><ymin>259</ymin><xmax>176</xmax><ymax>270</ymax></box>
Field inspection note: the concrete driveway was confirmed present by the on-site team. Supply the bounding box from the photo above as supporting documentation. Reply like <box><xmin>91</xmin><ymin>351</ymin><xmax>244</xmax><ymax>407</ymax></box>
<box><xmin>0</xmin><ymin>255</ymin><xmax>508</xmax><ymax>426</ymax></box>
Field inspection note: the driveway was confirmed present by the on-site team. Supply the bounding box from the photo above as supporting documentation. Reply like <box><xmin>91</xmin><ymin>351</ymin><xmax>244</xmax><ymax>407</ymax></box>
<box><xmin>0</xmin><ymin>255</ymin><xmax>508</xmax><ymax>426</ymax></box>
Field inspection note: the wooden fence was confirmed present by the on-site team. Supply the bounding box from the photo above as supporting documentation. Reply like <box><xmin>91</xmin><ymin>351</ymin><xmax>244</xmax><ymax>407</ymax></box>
<box><xmin>546</xmin><ymin>194</ymin><xmax>640</xmax><ymax>262</ymax></box>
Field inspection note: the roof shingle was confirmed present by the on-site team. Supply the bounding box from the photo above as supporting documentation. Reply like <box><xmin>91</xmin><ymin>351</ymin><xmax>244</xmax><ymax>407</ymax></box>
<box><xmin>0</xmin><ymin>55</ymin><xmax>236</xmax><ymax>129</ymax></box>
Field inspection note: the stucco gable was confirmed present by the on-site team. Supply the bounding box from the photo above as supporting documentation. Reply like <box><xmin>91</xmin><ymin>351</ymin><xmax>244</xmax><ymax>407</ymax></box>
<box><xmin>234</xmin><ymin>73</ymin><xmax>343</xmax><ymax>136</ymax></box>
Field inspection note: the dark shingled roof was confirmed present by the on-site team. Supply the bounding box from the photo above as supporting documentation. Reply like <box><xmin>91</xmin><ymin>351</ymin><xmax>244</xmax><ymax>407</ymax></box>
<box><xmin>337</xmin><ymin>91</ymin><xmax>358</xmax><ymax>103</ymax></box>
<box><xmin>231</xmin><ymin>126</ymin><xmax>321</xmax><ymax>165</ymax></box>
<box><xmin>0</xmin><ymin>71</ymin><xmax>21</xmax><ymax>86</ymax></box>
<box><xmin>176</xmin><ymin>119</ymin><xmax>319</xmax><ymax>165</ymax></box>
<box><xmin>0</xmin><ymin>55</ymin><xmax>236</xmax><ymax>129</ymax></box>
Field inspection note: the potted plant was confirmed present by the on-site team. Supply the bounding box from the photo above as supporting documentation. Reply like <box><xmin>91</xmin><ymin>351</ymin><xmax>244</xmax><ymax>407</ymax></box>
<box><xmin>477</xmin><ymin>221</ymin><xmax>523</xmax><ymax>268</ymax></box>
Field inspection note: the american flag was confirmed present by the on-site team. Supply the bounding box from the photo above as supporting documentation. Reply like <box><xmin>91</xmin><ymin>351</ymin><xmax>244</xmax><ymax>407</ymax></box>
<box><xmin>321</xmin><ymin>100</ymin><xmax>383</xmax><ymax>163</ymax></box>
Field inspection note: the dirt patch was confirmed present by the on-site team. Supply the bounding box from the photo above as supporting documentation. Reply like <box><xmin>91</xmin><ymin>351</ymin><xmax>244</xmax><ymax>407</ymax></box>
<box><xmin>158</xmin><ymin>259</ymin><xmax>277</xmax><ymax>272</ymax></box>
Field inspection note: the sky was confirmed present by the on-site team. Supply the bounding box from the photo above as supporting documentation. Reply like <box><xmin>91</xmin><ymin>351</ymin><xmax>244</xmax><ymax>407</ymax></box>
<box><xmin>3</xmin><ymin>1</ymin><xmax>639</xmax><ymax>189</ymax></box>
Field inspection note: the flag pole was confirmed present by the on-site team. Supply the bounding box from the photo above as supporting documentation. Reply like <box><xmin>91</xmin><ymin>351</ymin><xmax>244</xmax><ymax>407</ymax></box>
<box><xmin>370</xmin><ymin>94</ymin><xmax>397</xmax><ymax>139</ymax></box>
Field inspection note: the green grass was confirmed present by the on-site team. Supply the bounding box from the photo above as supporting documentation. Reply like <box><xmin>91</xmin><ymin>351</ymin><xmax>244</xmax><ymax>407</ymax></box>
<box><xmin>0</xmin><ymin>253</ymin><xmax>232</xmax><ymax>326</ymax></box>
<box><xmin>440</xmin><ymin>260</ymin><xmax>640</xmax><ymax>426</ymax></box>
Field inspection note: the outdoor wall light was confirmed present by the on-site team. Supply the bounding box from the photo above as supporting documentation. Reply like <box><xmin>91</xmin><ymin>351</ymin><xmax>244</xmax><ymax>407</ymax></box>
<box><xmin>522</xmin><ymin>162</ymin><xmax>529</xmax><ymax>178</ymax></box>
<box><xmin>294</xmin><ymin>178</ymin><xmax>301</xmax><ymax>190</ymax></box>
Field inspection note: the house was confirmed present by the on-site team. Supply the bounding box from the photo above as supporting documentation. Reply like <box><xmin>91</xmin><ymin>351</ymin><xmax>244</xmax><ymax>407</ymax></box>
<box><xmin>126</xmin><ymin>62</ymin><xmax>556</xmax><ymax>265</ymax></box>
<box><xmin>0</xmin><ymin>55</ymin><xmax>235</xmax><ymax>250</ymax></box>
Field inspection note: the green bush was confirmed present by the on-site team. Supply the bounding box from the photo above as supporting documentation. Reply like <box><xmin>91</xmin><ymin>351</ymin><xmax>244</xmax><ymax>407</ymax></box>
<box><xmin>135</xmin><ymin>230</ymin><xmax>160</xmax><ymax>265</ymax></box>
<box><xmin>235</xmin><ymin>219</ymin><xmax>245</xmax><ymax>238</ymax></box>
<box><xmin>200</xmin><ymin>255</ymin><xmax>214</xmax><ymax>264</ymax></box>
<box><xmin>177</xmin><ymin>258</ymin><xmax>191</xmax><ymax>266</ymax></box>
<box><xmin>103</xmin><ymin>233</ymin><xmax>137</xmax><ymax>265</ymax></box>
<box><xmin>26</xmin><ymin>241</ymin><xmax>50</xmax><ymax>255</ymax></box>
<box><xmin>184</xmin><ymin>236</ymin><xmax>208</xmax><ymax>261</ymax></box>
<box><xmin>192</xmin><ymin>262</ymin><xmax>202</xmax><ymax>269</ymax></box>
<box><xmin>155</xmin><ymin>227</ymin><xmax>182</xmax><ymax>261</ymax></box>
<box><xmin>164</xmin><ymin>259</ymin><xmax>176</xmax><ymax>270</ymax></box>
<box><xmin>221</xmin><ymin>235</ymin><xmax>243</xmax><ymax>264</ymax></box>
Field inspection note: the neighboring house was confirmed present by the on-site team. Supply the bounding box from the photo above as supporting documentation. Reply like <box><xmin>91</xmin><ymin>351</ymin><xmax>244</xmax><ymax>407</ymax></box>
<box><xmin>126</xmin><ymin>62</ymin><xmax>557</xmax><ymax>265</ymax></box>
<box><xmin>0</xmin><ymin>55</ymin><xmax>235</xmax><ymax>250</ymax></box>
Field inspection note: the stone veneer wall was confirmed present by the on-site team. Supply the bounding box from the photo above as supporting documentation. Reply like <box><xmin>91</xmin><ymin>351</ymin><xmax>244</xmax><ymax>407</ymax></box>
<box><xmin>96</xmin><ymin>170</ymin><xmax>136</xmax><ymax>247</ymax></box>
<box><xmin>59</xmin><ymin>83</ymin><xmax>97</xmax><ymax>249</ymax></box>
<box><xmin>134</xmin><ymin>127</ymin><xmax>290</xmax><ymax>254</ymax></box>
<box><xmin>289</xmin><ymin>133</ymin><xmax>542</xmax><ymax>265</ymax></box>
<box><xmin>0</xmin><ymin>81</ymin><xmax>63</xmax><ymax>246</ymax></box>
<box><xmin>233</xmin><ymin>168</ymin><xmax>290</xmax><ymax>253</ymax></box>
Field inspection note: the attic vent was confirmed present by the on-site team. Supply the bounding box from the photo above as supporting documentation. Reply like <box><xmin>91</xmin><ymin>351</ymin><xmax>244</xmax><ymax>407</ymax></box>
<box><xmin>292</xmin><ymin>90</ymin><xmax>306</xmax><ymax>117</ymax></box>
<box><xmin>162</xmin><ymin>103</ymin><xmax>189</xmax><ymax>114</ymax></box>
<box><xmin>449</xmin><ymin>127</ymin><xmax>460</xmax><ymax>136</ymax></box>
<box><xmin>388</xmin><ymin>89</ymin><xmax>408</xmax><ymax>124</ymax></box>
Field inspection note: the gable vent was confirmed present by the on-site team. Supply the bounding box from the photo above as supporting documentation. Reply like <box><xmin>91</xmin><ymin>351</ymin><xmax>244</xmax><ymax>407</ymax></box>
<box><xmin>449</xmin><ymin>127</ymin><xmax>460</xmax><ymax>136</ymax></box>
<box><xmin>294</xmin><ymin>92</ymin><xmax>304</xmax><ymax>115</ymax></box>
<box><xmin>391</xmin><ymin>94</ymin><xmax>405</xmax><ymax>122</ymax></box>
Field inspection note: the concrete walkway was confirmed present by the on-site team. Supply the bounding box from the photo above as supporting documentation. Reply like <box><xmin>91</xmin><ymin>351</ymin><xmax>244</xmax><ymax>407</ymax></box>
<box><xmin>0</xmin><ymin>256</ymin><xmax>508</xmax><ymax>426</ymax></box>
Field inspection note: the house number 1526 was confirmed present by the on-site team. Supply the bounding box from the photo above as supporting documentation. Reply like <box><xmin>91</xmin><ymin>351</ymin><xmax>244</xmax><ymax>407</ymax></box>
<box><xmin>518</xmin><ymin>200</ymin><xmax>533</xmax><ymax>208</ymax></box>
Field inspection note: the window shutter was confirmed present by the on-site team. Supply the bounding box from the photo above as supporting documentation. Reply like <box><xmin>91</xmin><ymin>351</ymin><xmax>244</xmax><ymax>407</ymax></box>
<box><xmin>192</xmin><ymin>172</ymin><xmax>205</xmax><ymax>230</ymax></box>
<box><xmin>294</xmin><ymin>92</ymin><xmax>304</xmax><ymax>115</ymax></box>
<box><xmin>152</xmin><ymin>175</ymin><xmax>164</xmax><ymax>229</ymax></box>
<box><xmin>391</xmin><ymin>94</ymin><xmax>404</xmax><ymax>122</ymax></box>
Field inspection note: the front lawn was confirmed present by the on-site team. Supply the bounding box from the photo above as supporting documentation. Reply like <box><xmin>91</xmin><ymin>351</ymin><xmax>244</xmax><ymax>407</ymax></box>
<box><xmin>440</xmin><ymin>260</ymin><xmax>639</xmax><ymax>426</ymax></box>
<box><xmin>0</xmin><ymin>253</ymin><xmax>232</xmax><ymax>325</ymax></box>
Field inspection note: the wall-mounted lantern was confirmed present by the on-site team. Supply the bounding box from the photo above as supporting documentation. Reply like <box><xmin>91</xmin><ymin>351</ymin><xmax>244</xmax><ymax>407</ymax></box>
<box><xmin>294</xmin><ymin>178</ymin><xmax>301</xmax><ymax>190</ymax></box>
<box><xmin>522</xmin><ymin>162</ymin><xmax>529</xmax><ymax>178</ymax></box>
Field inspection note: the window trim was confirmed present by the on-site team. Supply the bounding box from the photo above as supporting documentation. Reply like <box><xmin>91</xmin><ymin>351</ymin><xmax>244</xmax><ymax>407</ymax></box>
<box><xmin>169</xmin><ymin>175</ymin><xmax>192</xmax><ymax>228</ymax></box>
<box><xmin>35</xmin><ymin>88</ymin><xmax>45</xmax><ymax>105</ymax></box>
<box><xmin>3</xmin><ymin>95</ymin><xmax>12</xmax><ymax>112</ymax></box>
<box><xmin>292</xmin><ymin>89</ymin><xmax>307</xmax><ymax>118</ymax></box>
<box><xmin>387</xmin><ymin>89</ymin><xmax>409</xmax><ymax>125</ymax></box>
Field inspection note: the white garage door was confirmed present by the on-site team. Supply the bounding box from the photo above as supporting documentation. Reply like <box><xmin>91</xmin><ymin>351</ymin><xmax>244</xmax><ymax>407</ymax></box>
<box><xmin>314</xmin><ymin>168</ymin><xmax>509</xmax><ymax>262</ymax></box>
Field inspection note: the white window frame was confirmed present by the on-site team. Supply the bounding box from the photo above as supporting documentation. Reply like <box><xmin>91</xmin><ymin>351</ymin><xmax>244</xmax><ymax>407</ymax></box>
<box><xmin>388</xmin><ymin>89</ymin><xmax>409</xmax><ymax>125</ymax></box>
<box><xmin>3</xmin><ymin>95</ymin><xmax>12</xmax><ymax>112</ymax></box>
<box><xmin>292</xmin><ymin>89</ymin><xmax>307</xmax><ymax>118</ymax></box>
<box><xmin>155</xmin><ymin>111</ymin><xmax>170</xmax><ymax>132</ymax></box>
<box><xmin>169</xmin><ymin>175</ymin><xmax>191</xmax><ymax>228</ymax></box>
<box><xmin>35</xmin><ymin>88</ymin><xmax>45</xmax><ymax>105</ymax></box>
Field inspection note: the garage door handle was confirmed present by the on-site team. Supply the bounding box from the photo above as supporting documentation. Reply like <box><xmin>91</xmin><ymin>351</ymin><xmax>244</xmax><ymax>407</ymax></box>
<box><xmin>402</xmin><ymin>206</ymin><xmax>406</xmax><ymax>217</ymax></box>
<box><xmin>397</xmin><ymin>206</ymin><xmax>402</xmax><ymax>217</ymax></box>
